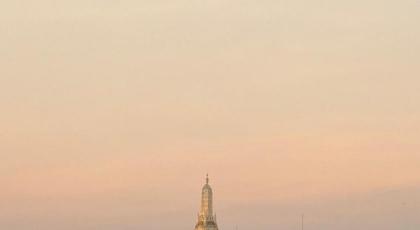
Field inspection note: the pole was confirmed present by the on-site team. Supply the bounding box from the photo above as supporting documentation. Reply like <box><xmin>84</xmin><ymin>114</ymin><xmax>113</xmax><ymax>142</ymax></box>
<box><xmin>301</xmin><ymin>214</ymin><xmax>304</xmax><ymax>230</ymax></box>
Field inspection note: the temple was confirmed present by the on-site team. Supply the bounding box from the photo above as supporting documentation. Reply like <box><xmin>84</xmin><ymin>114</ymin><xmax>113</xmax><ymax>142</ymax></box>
<box><xmin>194</xmin><ymin>174</ymin><xmax>219</xmax><ymax>230</ymax></box>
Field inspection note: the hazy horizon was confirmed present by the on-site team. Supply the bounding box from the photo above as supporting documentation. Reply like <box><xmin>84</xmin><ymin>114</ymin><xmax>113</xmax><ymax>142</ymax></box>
<box><xmin>1</xmin><ymin>0</ymin><xmax>420</xmax><ymax>229</ymax></box>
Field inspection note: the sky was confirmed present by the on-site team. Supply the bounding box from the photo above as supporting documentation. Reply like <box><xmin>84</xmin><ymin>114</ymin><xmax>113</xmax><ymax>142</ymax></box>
<box><xmin>1</xmin><ymin>0</ymin><xmax>420</xmax><ymax>229</ymax></box>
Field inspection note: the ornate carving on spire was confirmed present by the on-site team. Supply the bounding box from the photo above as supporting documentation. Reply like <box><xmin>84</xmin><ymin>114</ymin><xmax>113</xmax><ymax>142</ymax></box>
<box><xmin>195</xmin><ymin>174</ymin><xmax>218</xmax><ymax>230</ymax></box>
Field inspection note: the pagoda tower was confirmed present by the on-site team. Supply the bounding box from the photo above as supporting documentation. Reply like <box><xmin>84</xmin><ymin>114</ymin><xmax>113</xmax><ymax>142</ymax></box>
<box><xmin>194</xmin><ymin>174</ymin><xmax>219</xmax><ymax>230</ymax></box>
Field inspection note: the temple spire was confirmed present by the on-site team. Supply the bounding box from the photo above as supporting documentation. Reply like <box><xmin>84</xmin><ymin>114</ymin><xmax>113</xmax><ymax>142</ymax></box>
<box><xmin>195</xmin><ymin>175</ymin><xmax>218</xmax><ymax>230</ymax></box>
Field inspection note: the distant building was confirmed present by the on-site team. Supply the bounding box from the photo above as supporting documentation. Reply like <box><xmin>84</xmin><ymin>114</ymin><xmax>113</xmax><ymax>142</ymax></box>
<box><xmin>194</xmin><ymin>174</ymin><xmax>219</xmax><ymax>230</ymax></box>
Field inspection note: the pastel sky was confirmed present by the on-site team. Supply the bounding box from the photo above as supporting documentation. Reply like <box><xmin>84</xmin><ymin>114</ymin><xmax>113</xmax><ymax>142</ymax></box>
<box><xmin>1</xmin><ymin>1</ymin><xmax>420</xmax><ymax>230</ymax></box>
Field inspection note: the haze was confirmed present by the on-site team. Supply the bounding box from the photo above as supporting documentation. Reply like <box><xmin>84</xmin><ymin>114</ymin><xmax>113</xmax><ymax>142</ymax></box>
<box><xmin>1</xmin><ymin>0</ymin><xmax>420</xmax><ymax>230</ymax></box>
